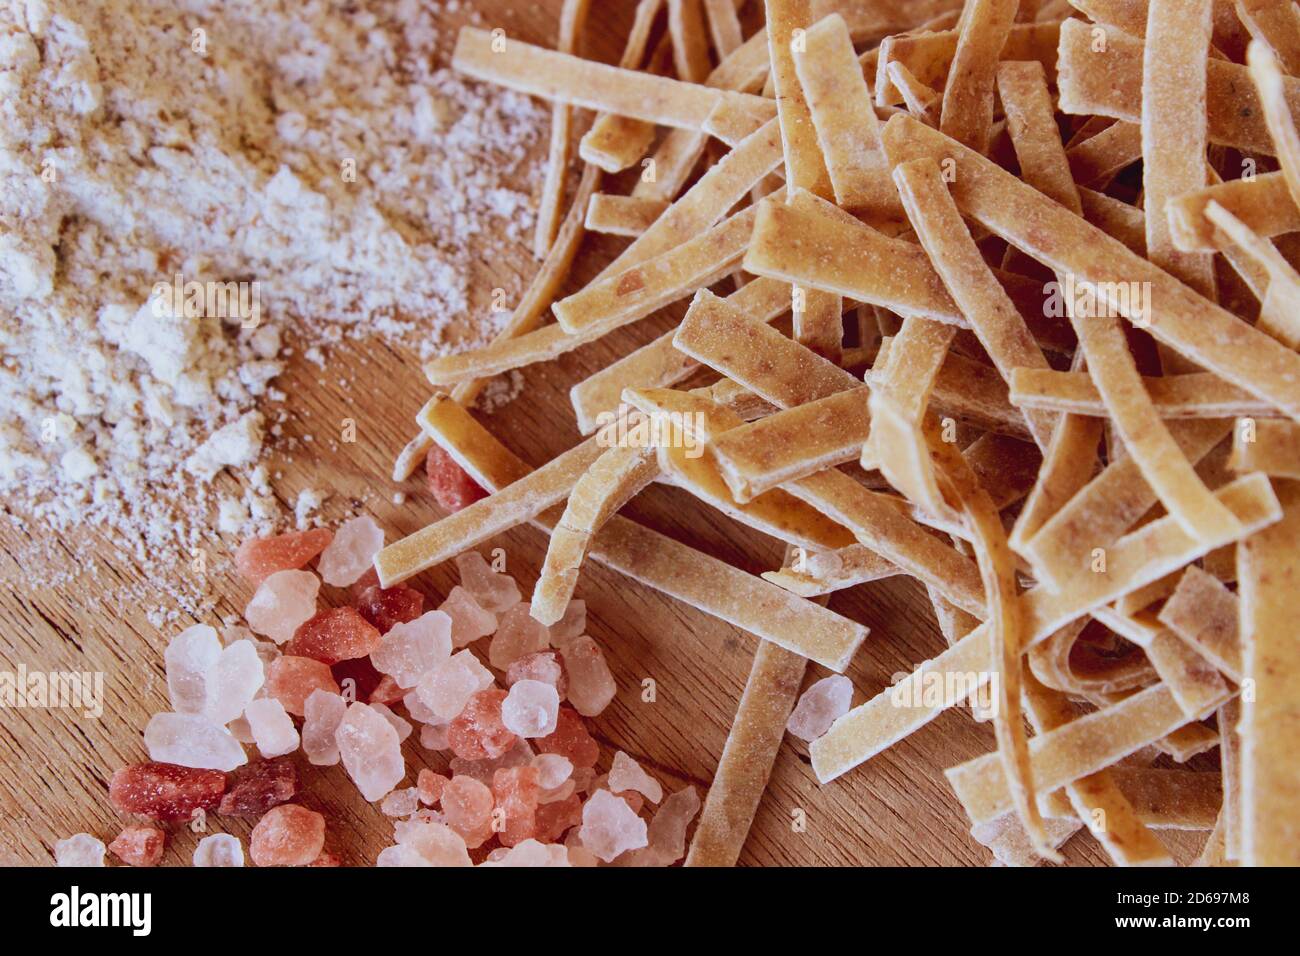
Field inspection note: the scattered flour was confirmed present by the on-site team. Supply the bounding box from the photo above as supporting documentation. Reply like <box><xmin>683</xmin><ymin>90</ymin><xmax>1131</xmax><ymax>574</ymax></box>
<box><xmin>0</xmin><ymin>0</ymin><xmax>545</xmax><ymax>606</ymax></box>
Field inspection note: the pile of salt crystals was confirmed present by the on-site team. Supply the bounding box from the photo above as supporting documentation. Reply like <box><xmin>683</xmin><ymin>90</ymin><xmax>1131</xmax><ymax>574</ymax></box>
<box><xmin>61</xmin><ymin>516</ymin><xmax>699</xmax><ymax>867</ymax></box>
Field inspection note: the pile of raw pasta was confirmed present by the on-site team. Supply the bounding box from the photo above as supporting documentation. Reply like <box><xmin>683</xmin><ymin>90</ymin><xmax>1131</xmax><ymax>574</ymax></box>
<box><xmin>63</xmin><ymin>0</ymin><xmax>1300</xmax><ymax>866</ymax></box>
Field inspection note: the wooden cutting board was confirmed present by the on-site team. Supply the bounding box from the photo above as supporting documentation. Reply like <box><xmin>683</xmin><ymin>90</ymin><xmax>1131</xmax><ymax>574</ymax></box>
<box><xmin>0</xmin><ymin>0</ymin><xmax>1204</xmax><ymax>867</ymax></box>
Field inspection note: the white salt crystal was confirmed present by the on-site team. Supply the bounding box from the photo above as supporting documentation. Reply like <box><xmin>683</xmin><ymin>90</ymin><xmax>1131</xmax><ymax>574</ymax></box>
<box><xmin>608</xmin><ymin>750</ymin><xmax>663</xmax><ymax>803</ymax></box>
<box><xmin>317</xmin><ymin>515</ymin><xmax>384</xmax><ymax>586</ymax></box>
<box><xmin>419</xmin><ymin>722</ymin><xmax>451</xmax><ymax>751</ymax></box>
<box><xmin>578</xmin><ymin>789</ymin><xmax>648</xmax><ymax>862</ymax></box>
<box><xmin>145</xmin><ymin>712</ymin><xmax>247</xmax><ymax>771</ymax></box>
<box><xmin>165</xmin><ymin>624</ymin><xmax>221</xmax><ymax>714</ymax></box>
<box><xmin>438</xmin><ymin>585</ymin><xmax>497</xmax><ymax>648</ymax></box>
<box><xmin>245</xmin><ymin>569</ymin><xmax>319</xmax><ymax>644</ymax></box>
<box><xmin>559</xmin><ymin>636</ymin><xmax>617</xmax><ymax>716</ymax></box>
<box><xmin>548</xmin><ymin>599</ymin><xmax>586</xmax><ymax>647</ymax></box>
<box><xmin>786</xmin><ymin>675</ymin><xmax>853</xmax><ymax>742</ymax></box>
<box><xmin>618</xmin><ymin>785</ymin><xmax>700</xmax><ymax>867</ymax></box>
<box><xmin>532</xmin><ymin>753</ymin><xmax>573</xmax><ymax>790</ymax></box>
<box><xmin>245</xmin><ymin>698</ymin><xmax>300</xmax><ymax>757</ymax></box>
<box><xmin>370</xmin><ymin>701</ymin><xmax>413</xmax><ymax>742</ymax></box>
<box><xmin>336</xmin><ymin>702</ymin><xmax>405</xmax><ymax>801</ymax></box>
<box><xmin>403</xmin><ymin>688</ymin><xmax>439</xmax><ymax>725</ymax></box>
<box><xmin>381</xmin><ymin>787</ymin><xmax>420</xmax><ymax>817</ymax></box>
<box><xmin>488</xmin><ymin>602</ymin><xmax>549</xmax><ymax>670</ymax></box>
<box><xmin>55</xmin><ymin>833</ymin><xmax>105</xmax><ymax>867</ymax></box>
<box><xmin>416</xmin><ymin>650</ymin><xmax>488</xmax><ymax>722</ymax></box>
<box><xmin>193</xmin><ymin>833</ymin><xmax>244</xmax><ymax>867</ymax></box>
<box><xmin>394</xmin><ymin>817</ymin><xmax>471</xmax><ymax>866</ymax></box>
<box><xmin>505</xmin><ymin>650</ymin><xmax>565</xmax><ymax>691</ymax></box>
<box><xmin>454</xmin><ymin>551</ymin><xmax>520</xmax><ymax>612</ymax></box>
<box><xmin>204</xmin><ymin>638</ymin><xmax>265</xmax><ymax>725</ymax></box>
<box><xmin>302</xmin><ymin>689</ymin><xmax>346</xmax><ymax>766</ymax></box>
<box><xmin>371</xmin><ymin>610</ymin><xmax>452</xmax><ymax>687</ymax></box>
<box><xmin>650</xmin><ymin>785</ymin><xmax>700</xmax><ymax>861</ymax></box>
<box><xmin>501</xmin><ymin>679</ymin><xmax>559</xmax><ymax>738</ymax></box>
<box><xmin>376</xmin><ymin>844</ymin><xmax>433</xmax><ymax>867</ymax></box>
<box><xmin>480</xmin><ymin>839</ymin><xmax>570</xmax><ymax>867</ymax></box>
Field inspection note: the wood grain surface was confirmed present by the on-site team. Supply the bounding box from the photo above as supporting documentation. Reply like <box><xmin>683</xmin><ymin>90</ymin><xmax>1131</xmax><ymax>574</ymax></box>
<box><xmin>0</xmin><ymin>0</ymin><xmax>1208</xmax><ymax>867</ymax></box>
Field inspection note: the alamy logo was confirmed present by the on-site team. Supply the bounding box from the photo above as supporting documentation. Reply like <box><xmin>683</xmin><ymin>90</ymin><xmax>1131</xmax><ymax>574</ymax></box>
<box><xmin>150</xmin><ymin>273</ymin><xmax>261</xmax><ymax>328</ymax></box>
<box><xmin>594</xmin><ymin>406</ymin><xmax>707</xmax><ymax>459</ymax></box>
<box><xmin>0</xmin><ymin>665</ymin><xmax>103</xmax><ymax>718</ymax></box>
<box><xmin>1043</xmin><ymin>273</ymin><xmax>1151</xmax><ymax>327</ymax></box>
<box><xmin>49</xmin><ymin>887</ymin><xmax>151</xmax><ymax>936</ymax></box>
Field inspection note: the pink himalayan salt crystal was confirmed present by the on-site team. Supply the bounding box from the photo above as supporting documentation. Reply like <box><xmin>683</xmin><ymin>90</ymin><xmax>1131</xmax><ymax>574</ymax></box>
<box><xmin>592</xmin><ymin>774</ymin><xmax>644</xmax><ymax>813</ymax></box>
<box><xmin>426</xmin><ymin>444</ymin><xmax>488</xmax><ymax>513</ymax></box>
<box><xmin>439</xmin><ymin>586</ymin><xmax>497</xmax><ymax>648</ymax></box>
<box><xmin>310</xmin><ymin>850</ymin><xmax>342</xmax><ymax>866</ymax></box>
<box><xmin>266</xmin><ymin>656</ymin><xmax>339</xmax><ymax>716</ymax></box>
<box><xmin>193</xmin><ymin>833</ymin><xmax>245</xmax><ymax>867</ymax></box>
<box><xmin>492</xmin><ymin>765</ymin><xmax>541</xmax><ymax>847</ymax></box>
<box><xmin>417</xmin><ymin>770</ymin><xmax>448</xmax><ymax>805</ymax></box>
<box><xmin>353</xmin><ymin>583</ymin><xmax>423</xmax><ymax>633</ymax></box>
<box><xmin>501</xmin><ymin>679</ymin><xmax>560</xmax><ymax>738</ymax></box>
<box><xmin>389</xmin><ymin>816</ymin><xmax>471</xmax><ymax>866</ymax></box>
<box><xmin>381</xmin><ymin>787</ymin><xmax>421</xmax><ymax>817</ymax></box>
<box><xmin>450</xmin><ymin>736</ymin><xmax>533</xmax><ymax>784</ymax></box>
<box><xmin>370</xmin><ymin>702</ymin><xmax>413</xmax><ymax>742</ymax></box>
<box><xmin>145</xmin><ymin>712</ymin><xmax>247</xmax><ymax>771</ymax></box>
<box><xmin>608</xmin><ymin>750</ymin><xmax>663</xmax><ymax>803</ymax></box>
<box><xmin>617</xmin><ymin>785</ymin><xmax>700</xmax><ymax>867</ymax></box>
<box><xmin>549</xmin><ymin>599</ymin><xmax>586</xmax><ymax>648</ymax></box>
<box><xmin>316</xmin><ymin>515</ymin><xmax>384</xmax><ymax>587</ymax></box>
<box><xmin>786</xmin><ymin>674</ymin><xmax>853</xmax><ymax>742</ymax></box>
<box><xmin>369</xmin><ymin>675</ymin><xmax>404</xmax><ymax>706</ymax></box>
<box><xmin>578</xmin><ymin>789</ymin><xmax>648</xmax><ymax>862</ymax></box>
<box><xmin>301</xmin><ymin>690</ymin><xmax>346</xmax><ymax>766</ymax></box>
<box><xmin>109</xmin><ymin>762</ymin><xmax>226</xmax><ymax>820</ymax></box>
<box><xmin>419</xmin><ymin>722</ymin><xmax>451</xmax><ymax>751</ymax></box>
<box><xmin>440</xmin><ymin>775</ymin><xmax>495</xmax><ymax>849</ymax></box>
<box><xmin>218</xmin><ymin>757</ymin><xmax>299</xmax><ymax>816</ymax></box>
<box><xmin>540</xmin><ymin>779</ymin><xmax>576</xmax><ymax>804</ymax></box>
<box><xmin>536</xmin><ymin>706</ymin><xmax>599</xmax><ymax>769</ymax></box>
<box><xmin>506</xmin><ymin>650</ymin><xmax>567</xmax><ymax>697</ymax></box>
<box><xmin>416</xmin><ymin>650</ymin><xmax>493</xmax><ymax>722</ymax></box>
<box><xmin>488</xmin><ymin>603</ymin><xmax>550</xmax><ymax>670</ymax></box>
<box><xmin>559</xmin><ymin>636</ymin><xmax>617</xmax><ymax>716</ymax></box>
<box><xmin>455</xmin><ymin>551</ymin><xmax>520</xmax><ymax>613</ymax></box>
<box><xmin>371</xmin><ymin>610</ymin><xmax>452</xmax><ymax>688</ymax></box>
<box><xmin>535</xmin><ymin>793</ymin><xmax>583</xmax><ymax>844</ymax></box>
<box><xmin>447</xmin><ymin>689</ymin><xmax>517</xmax><ymax>760</ymax></box>
<box><xmin>235</xmin><ymin>528</ymin><xmax>333</xmax><ymax>586</ymax></box>
<box><xmin>165</xmin><ymin>624</ymin><xmax>221</xmax><ymax>714</ymax></box>
<box><xmin>245</xmin><ymin>698</ymin><xmax>300</xmax><ymax>758</ymax></box>
<box><xmin>108</xmin><ymin>825</ymin><xmax>165</xmax><ymax>867</ymax></box>
<box><xmin>532</xmin><ymin>753</ymin><xmax>573</xmax><ymax>791</ymax></box>
<box><xmin>285</xmin><ymin>607</ymin><xmax>380</xmax><ymax>665</ymax></box>
<box><xmin>246</xmin><ymin>570</ymin><xmax>320</xmax><ymax>645</ymax></box>
<box><xmin>336</xmin><ymin>702</ymin><xmax>405</xmax><ymax>801</ymax></box>
<box><xmin>249</xmin><ymin>804</ymin><xmax>325</xmax><ymax>867</ymax></box>
<box><xmin>205</xmin><ymin>639</ymin><xmax>265</xmax><ymax>726</ymax></box>
<box><xmin>481</xmin><ymin>839</ymin><xmax>570</xmax><ymax>867</ymax></box>
<box><xmin>55</xmin><ymin>833</ymin><xmax>105</xmax><ymax>867</ymax></box>
<box><xmin>567</xmin><ymin>840</ymin><xmax>601</xmax><ymax>868</ymax></box>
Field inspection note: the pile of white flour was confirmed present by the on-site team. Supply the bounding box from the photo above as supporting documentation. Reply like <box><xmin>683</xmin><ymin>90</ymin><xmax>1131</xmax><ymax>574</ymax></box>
<box><xmin>0</xmin><ymin>0</ymin><xmax>544</xmax><ymax>602</ymax></box>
